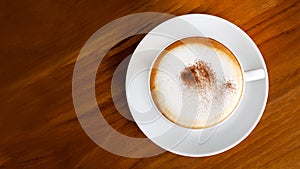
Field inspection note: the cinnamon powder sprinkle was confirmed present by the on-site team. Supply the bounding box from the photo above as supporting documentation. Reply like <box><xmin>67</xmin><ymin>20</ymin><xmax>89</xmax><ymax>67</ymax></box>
<box><xmin>224</xmin><ymin>81</ymin><xmax>236</xmax><ymax>90</ymax></box>
<box><xmin>180</xmin><ymin>60</ymin><xmax>215</xmax><ymax>89</ymax></box>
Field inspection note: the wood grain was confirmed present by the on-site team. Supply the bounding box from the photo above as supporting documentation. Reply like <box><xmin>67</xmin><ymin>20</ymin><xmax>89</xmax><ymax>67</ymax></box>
<box><xmin>0</xmin><ymin>0</ymin><xmax>299</xmax><ymax>168</ymax></box>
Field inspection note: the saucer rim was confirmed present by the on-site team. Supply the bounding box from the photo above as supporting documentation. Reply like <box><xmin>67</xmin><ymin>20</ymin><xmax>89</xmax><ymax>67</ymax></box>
<box><xmin>125</xmin><ymin>14</ymin><xmax>269</xmax><ymax>157</ymax></box>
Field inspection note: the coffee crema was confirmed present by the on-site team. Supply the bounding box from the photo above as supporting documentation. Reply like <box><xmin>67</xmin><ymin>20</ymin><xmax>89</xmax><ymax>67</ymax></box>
<box><xmin>150</xmin><ymin>37</ymin><xmax>244</xmax><ymax>129</ymax></box>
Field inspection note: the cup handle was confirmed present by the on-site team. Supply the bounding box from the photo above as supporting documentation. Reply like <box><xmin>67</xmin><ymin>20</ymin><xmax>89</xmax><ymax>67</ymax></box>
<box><xmin>244</xmin><ymin>69</ymin><xmax>266</xmax><ymax>82</ymax></box>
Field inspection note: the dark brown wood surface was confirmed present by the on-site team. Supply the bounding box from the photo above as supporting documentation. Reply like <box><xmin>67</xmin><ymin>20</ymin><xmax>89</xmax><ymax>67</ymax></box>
<box><xmin>0</xmin><ymin>0</ymin><xmax>299</xmax><ymax>168</ymax></box>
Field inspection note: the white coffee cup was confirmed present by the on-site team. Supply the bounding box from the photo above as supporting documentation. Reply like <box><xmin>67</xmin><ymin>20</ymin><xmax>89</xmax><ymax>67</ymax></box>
<box><xmin>148</xmin><ymin>37</ymin><xmax>265</xmax><ymax>129</ymax></box>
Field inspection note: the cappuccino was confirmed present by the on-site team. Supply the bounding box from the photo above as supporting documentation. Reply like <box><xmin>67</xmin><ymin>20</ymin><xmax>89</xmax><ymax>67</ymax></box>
<box><xmin>150</xmin><ymin>37</ymin><xmax>244</xmax><ymax>129</ymax></box>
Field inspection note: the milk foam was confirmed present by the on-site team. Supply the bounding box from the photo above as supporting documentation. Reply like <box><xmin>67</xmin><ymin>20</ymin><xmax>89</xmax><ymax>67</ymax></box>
<box><xmin>150</xmin><ymin>38</ymin><xmax>243</xmax><ymax>128</ymax></box>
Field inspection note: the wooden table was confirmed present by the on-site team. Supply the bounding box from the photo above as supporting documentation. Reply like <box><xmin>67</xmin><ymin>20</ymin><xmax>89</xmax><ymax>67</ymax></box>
<box><xmin>0</xmin><ymin>0</ymin><xmax>299</xmax><ymax>168</ymax></box>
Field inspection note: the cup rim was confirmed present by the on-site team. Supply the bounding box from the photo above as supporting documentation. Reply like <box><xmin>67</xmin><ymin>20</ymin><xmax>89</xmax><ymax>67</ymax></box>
<box><xmin>147</xmin><ymin>36</ymin><xmax>246</xmax><ymax>130</ymax></box>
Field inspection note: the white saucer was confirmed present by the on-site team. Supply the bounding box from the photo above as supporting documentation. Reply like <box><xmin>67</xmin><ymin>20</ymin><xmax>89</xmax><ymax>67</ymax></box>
<box><xmin>125</xmin><ymin>14</ymin><xmax>269</xmax><ymax>157</ymax></box>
